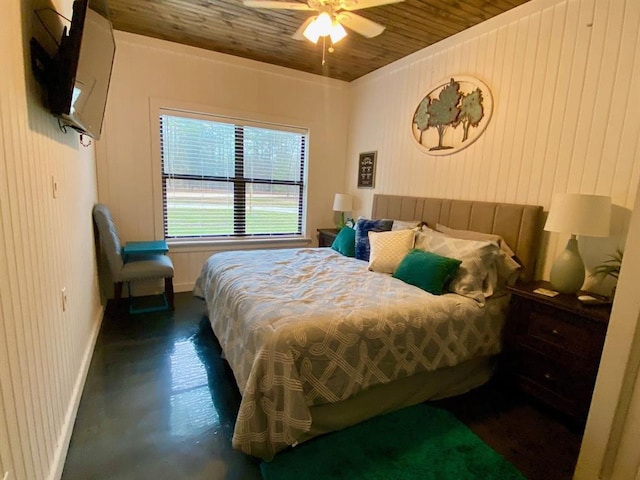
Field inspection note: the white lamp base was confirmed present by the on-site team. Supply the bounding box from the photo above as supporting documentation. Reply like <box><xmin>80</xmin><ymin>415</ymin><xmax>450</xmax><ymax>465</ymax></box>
<box><xmin>549</xmin><ymin>236</ymin><xmax>585</xmax><ymax>294</ymax></box>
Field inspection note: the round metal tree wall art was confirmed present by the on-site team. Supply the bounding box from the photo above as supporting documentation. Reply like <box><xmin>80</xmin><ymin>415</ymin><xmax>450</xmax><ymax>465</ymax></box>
<box><xmin>412</xmin><ymin>76</ymin><xmax>493</xmax><ymax>156</ymax></box>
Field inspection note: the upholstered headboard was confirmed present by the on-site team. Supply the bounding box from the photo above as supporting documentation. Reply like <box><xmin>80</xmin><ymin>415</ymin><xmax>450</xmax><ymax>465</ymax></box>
<box><xmin>372</xmin><ymin>195</ymin><xmax>543</xmax><ymax>282</ymax></box>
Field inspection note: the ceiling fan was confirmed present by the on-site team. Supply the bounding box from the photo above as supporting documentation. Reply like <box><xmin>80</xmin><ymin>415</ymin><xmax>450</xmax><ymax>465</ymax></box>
<box><xmin>242</xmin><ymin>0</ymin><xmax>404</xmax><ymax>46</ymax></box>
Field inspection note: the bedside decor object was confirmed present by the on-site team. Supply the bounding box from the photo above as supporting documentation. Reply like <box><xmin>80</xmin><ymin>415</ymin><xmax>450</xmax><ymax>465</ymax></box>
<box><xmin>411</xmin><ymin>76</ymin><xmax>493</xmax><ymax>156</ymax></box>
<box><xmin>544</xmin><ymin>193</ymin><xmax>611</xmax><ymax>294</ymax></box>
<box><xmin>590</xmin><ymin>248</ymin><xmax>623</xmax><ymax>301</ymax></box>
<box><xmin>357</xmin><ymin>152</ymin><xmax>376</xmax><ymax>188</ymax></box>
<box><xmin>332</xmin><ymin>193</ymin><xmax>353</xmax><ymax>229</ymax></box>
<box><xmin>591</xmin><ymin>248</ymin><xmax>623</xmax><ymax>282</ymax></box>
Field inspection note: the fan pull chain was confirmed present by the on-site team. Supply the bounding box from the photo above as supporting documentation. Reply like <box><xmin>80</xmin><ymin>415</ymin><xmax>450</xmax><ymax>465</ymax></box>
<box><xmin>322</xmin><ymin>36</ymin><xmax>326</xmax><ymax>66</ymax></box>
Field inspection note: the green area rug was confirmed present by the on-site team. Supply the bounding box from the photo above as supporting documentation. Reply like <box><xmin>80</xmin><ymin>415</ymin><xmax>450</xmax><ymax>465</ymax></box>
<box><xmin>260</xmin><ymin>403</ymin><xmax>526</xmax><ymax>480</ymax></box>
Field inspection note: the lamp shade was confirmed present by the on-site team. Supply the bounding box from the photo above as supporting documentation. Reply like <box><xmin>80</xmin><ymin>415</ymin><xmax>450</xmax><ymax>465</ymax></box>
<box><xmin>329</xmin><ymin>21</ymin><xmax>347</xmax><ymax>44</ymax></box>
<box><xmin>303</xmin><ymin>16</ymin><xmax>321</xmax><ymax>43</ymax></box>
<box><xmin>544</xmin><ymin>193</ymin><xmax>611</xmax><ymax>237</ymax></box>
<box><xmin>333</xmin><ymin>193</ymin><xmax>353</xmax><ymax>212</ymax></box>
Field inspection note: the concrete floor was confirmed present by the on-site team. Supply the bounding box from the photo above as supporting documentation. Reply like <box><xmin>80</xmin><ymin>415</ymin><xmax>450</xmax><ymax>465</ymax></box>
<box><xmin>62</xmin><ymin>293</ymin><xmax>261</xmax><ymax>480</ymax></box>
<box><xmin>62</xmin><ymin>292</ymin><xmax>582</xmax><ymax>480</ymax></box>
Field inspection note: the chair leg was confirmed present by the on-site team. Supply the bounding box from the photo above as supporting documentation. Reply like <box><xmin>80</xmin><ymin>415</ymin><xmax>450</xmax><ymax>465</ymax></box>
<box><xmin>165</xmin><ymin>277</ymin><xmax>175</xmax><ymax>310</ymax></box>
<box><xmin>114</xmin><ymin>282</ymin><xmax>123</xmax><ymax>300</ymax></box>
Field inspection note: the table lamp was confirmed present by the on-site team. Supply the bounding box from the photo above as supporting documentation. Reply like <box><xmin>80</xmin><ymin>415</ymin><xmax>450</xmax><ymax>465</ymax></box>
<box><xmin>544</xmin><ymin>193</ymin><xmax>611</xmax><ymax>294</ymax></box>
<box><xmin>332</xmin><ymin>193</ymin><xmax>353</xmax><ymax>229</ymax></box>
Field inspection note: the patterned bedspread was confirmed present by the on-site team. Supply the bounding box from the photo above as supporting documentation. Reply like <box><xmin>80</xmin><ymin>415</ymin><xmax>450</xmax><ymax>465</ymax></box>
<box><xmin>193</xmin><ymin>247</ymin><xmax>508</xmax><ymax>459</ymax></box>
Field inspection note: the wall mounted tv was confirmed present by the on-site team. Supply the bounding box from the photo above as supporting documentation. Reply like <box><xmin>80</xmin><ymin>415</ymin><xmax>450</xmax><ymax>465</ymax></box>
<box><xmin>31</xmin><ymin>0</ymin><xmax>115</xmax><ymax>140</ymax></box>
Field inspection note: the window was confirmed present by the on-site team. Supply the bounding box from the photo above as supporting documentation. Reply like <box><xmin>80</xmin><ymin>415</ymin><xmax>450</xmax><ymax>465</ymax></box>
<box><xmin>159</xmin><ymin>110</ymin><xmax>307</xmax><ymax>239</ymax></box>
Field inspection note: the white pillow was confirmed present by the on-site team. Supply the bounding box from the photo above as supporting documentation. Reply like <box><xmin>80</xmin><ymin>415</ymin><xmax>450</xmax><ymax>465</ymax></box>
<box><xmin>420</xmin><ymin>224</ymin><xmax>449</xmax><ymax>236</ymax></box>
<box><xmin>368</xmin><ymin>229</ymin><xmax>415</xmax><ymax>274</ymax></box>
<box><xmin>435</xmin><ymin>223</ymin><xmax>516</xmax><ymax>257</ymax></box>
<box><xmin>435</xmin><ymin>224</ymin><xmax>521</xmax><ymax>287</ymax></box>
<box><xmin>415</xmin><ymin>231</ymin><xmax>499</xmax><ymax>302</ymax></box>
<box><xmin>391</xmin><ymin>220</ymin><xmax>422</xmax><ymax>231</ymax></box>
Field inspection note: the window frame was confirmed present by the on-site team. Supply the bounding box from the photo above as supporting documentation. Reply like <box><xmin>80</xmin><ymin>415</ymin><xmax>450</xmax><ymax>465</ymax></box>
<box><xmin>156</xmin><ymin>106</ymin><xmax>309</xmax><ymax>242</ymax></box>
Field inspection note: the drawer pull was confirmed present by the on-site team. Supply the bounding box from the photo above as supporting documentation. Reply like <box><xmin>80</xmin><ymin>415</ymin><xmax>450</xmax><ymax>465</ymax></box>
<box><xmin>543</xmin><ymin>372</ymin><xmax>553</xmax><ymax>381</ymax></box>
<box><xmin>547</xmin><ymin>328</ymin><xmax>564</xmax><ymax>340</ymax></box>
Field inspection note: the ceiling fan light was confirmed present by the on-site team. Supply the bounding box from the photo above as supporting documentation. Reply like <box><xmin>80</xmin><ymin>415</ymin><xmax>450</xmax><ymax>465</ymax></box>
<box><xmin>329</xmin><ymin>21</ymin><xmax>347</xmax><ymax>44</ymax></box>
<box><xmin>303</xmin><ymin>17</ymin><xmax>321</xmax><ymax>43</ymax></box>
<box><xmin>315</xmin><ymin>12</ymin><xmax>332</xmax><ymax>36</ymax></box>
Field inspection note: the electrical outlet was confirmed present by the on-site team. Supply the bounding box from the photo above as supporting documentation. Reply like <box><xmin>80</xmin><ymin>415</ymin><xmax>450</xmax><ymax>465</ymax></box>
<box><xmin>61</xmin><ymin>287</ymin><xmax>68</xmax><ymax>312</ymax></box>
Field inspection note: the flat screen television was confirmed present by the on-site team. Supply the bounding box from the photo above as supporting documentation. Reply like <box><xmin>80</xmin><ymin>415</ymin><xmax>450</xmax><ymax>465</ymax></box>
<box><xmin>31</xmin><ymin>0</ymin><xmax>115</xmax><ymax>140</ymax></box>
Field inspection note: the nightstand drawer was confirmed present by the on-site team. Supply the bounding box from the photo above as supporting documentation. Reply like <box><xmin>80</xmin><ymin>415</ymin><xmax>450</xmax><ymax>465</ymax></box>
<box><xmin>516</xmin><ymin>346</ymin><xmax>595</xmax><ymax>417</ymax></box>
<box><xmin>519</xmin><ymin>346</ymin><xmax>574</xmax><ymax>395</ymax></box>
<box><xmin>504</xmin><ymin>281</ymin><xmax>610</xmax><ymax>421</ymax></box>
<box><xmin>526</xmin><ymin>308</ymin><xmax>601</xmax><ymax>359</ymax></box>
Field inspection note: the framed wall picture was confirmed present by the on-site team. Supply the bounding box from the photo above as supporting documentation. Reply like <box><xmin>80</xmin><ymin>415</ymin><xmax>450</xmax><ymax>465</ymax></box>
<box><xmin>357</xmin><ymin>151</ymin><xmax>377</xmax><ymax>188</ymax></box>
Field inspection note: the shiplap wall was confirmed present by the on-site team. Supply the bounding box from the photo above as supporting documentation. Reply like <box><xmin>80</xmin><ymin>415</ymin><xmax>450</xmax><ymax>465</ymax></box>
<box><xmin>96</xmin><ymin>32</ymin><xmax>350</xmax><ymax>293</ymax></box>
<box><xmin>0</xmin><ymin>1</ymin><xmax>104</xmax><ymax>479</ymax></box>
<box><xmin>346</xmin><ymin>0</ymin><xmax>640</xmax><ymax>284</ymax></box>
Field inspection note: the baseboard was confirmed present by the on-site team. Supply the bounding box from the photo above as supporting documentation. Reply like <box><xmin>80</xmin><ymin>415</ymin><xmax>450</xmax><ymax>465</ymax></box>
<box><xmin>48</xmin><ymin>304</ymin><xmax>105</xmax><ymax>480</ymax></box>
<box><xmin>175</xmin><ymin>281</ymin><xmax>195</xmax><ymax>293</ymax></box>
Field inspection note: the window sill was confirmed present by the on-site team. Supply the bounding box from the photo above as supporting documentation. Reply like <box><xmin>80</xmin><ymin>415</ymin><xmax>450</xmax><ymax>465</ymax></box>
<box><xmin>166</xmin><ymin>236</ymin><xmax>313</xmax><ymax>253</ymax></box>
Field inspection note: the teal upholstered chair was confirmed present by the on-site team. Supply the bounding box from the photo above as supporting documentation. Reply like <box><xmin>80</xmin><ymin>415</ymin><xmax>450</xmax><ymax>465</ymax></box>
<box><xmin>92</xmin><ymin>203</ymin><xmax>174</xmax><ymax>313</ymax></box>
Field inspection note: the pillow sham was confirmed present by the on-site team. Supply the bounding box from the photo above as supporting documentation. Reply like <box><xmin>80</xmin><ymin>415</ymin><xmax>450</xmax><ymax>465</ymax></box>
<box><xmin>368</xmin><ymin>229</ymin><xmax>415</xmax><ymax>273</ymax></box>
<box><xmin>391</xmin><ymin>220</ymin><xmax>423</xmax><ymax>231</ymax></box>
<box><xmin>331</xmin><ymin>226</ymin><xmax>356</xmax><ymax>257</ymax></box>
<box><xmin>355</xmin><ymin>218</ymin><xmax>393</xmax><ymax>261</ymax></box>
<box><xmin>415</xmin><ymin>231</ymin><xmax>500</xmax><ymax>302</ymax></box>
<box><xmin>435</xmin><ymin>224</ymin><xmax>521</xmax><ymax>286</ymax></box>
<box><xmin>435</xmin><ymin>223</ymin><xmax>516</xmax><ymax>257</ymax></box>
<box><xmin>393</xmin><ymin>249</ymin><xmax>462</xmax><ymax>295</ymax></box>
<box><xmin>420</xmin><ymin>224</ymin><xmax>449</xmax><ymax>236</ymax></box>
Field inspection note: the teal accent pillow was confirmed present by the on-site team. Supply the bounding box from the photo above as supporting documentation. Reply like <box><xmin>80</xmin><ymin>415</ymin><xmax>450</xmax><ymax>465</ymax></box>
<box><xmin>331</xmin><ymin>227</ymin><xmax>356</xmax><ymax>257</ymax></box>
<box><xmin>393</xmin><ymin>249</ymin><xmax>462</xmax><ymax>295</ymax></box>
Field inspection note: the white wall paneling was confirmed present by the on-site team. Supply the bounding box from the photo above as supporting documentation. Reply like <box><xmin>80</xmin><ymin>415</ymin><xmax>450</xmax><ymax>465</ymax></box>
<box><xmin>346</xmin><ymin>0</ymin><xmax>640</xmax><ymax>289</ymax></box>
<box><xmin>97</xmin><ymin>32</ymin><xmax>351</xmax><ymax>293</ymax></box>
<box><xmin>0</xmin><ymin>1</ymin><xmax>104</xmax><ymax>479</ymax></box>
<box><xmin>345</xmin><ymin>1</ymin><xmax>640</xmax><ymax>477</ymax></box>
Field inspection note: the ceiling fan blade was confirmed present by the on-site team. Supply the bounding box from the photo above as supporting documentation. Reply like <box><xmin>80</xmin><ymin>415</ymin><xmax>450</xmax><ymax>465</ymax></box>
<box><xmin>292</xmin><ymin>17</ymin><xmax>316</xmax><ymax>40</ymax></box>
<box><xmin>340</xmin><ymin>0</ymin><xmax>404</xmax><ymax>11</ymax></box>
<box><xmin>336</xmin><ymin>12</ymin><xmax>385</xmax><ymax>38</ymax></box>
<box><xmin>242</xmin><ymin>0</ymin><xmax>313</xmax><ymax>10</ymax></box>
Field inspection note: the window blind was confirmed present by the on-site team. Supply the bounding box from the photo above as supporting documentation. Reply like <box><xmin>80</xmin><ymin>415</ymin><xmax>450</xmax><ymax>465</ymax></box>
<box><xmin>159</xmin><ymin>110</ymin><xmax>307</xmax><ymax>239</ymax></box>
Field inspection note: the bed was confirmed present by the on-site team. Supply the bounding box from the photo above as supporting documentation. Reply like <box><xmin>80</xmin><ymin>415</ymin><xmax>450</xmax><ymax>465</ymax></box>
<box><xmin>193</xmin><ymin>194</ymin><xmax>542</xmax><ymax>460</ymax></box>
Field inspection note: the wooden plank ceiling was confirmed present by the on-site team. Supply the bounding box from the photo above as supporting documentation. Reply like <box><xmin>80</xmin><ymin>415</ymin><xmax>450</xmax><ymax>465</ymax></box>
<box><xmin>107</xmin><ymin>0</ymin><xmax>530</xmax><ymax>82</ymax></box>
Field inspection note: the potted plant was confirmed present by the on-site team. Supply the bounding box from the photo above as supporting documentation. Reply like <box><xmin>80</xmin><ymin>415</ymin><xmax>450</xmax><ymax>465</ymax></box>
<box><xmin>590</xmin><ymin>248</ymin><xmax>624</xmax><ymax>300</ymax></box>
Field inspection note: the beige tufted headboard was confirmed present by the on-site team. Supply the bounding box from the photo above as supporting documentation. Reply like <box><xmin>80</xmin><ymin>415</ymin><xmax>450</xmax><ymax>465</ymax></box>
<box><xmin>372</xmin><ymin>194</ymin><xmax>543</xmax><ymax>282</ymax></box>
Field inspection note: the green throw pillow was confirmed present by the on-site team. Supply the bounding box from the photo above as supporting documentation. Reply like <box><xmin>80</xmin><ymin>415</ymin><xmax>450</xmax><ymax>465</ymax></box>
<box><xmin>331</xmin><ymin>227</ymin><xmax>356</xmax><ymax>257</ymax></box>
<box><xmin>393</xmin><ymin>249</ymin><xmax>462</xmax><ymax>295</ymax></box>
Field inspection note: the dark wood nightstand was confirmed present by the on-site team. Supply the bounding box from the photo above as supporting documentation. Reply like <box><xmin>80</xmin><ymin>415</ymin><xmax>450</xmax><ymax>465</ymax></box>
<box><xmin>502</xmin><ymin>281</ymin><xmax>611</xmax><ymax>421</ymax></box>
<box><xmin>317</xmin><ymin>228</ymin><xmax>339</xmax><ymax>247</ymax></box>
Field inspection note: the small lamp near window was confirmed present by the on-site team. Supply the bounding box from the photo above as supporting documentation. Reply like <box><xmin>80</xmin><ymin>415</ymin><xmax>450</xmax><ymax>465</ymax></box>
<box><xmin>332</xmin><ymin>193</ymin><xmax>353</xmax><ymax>230</ymax></box>
<box><xmin>544</xmin><ymin>193</ymin><xmax>611</xmax><ymax>294</ymax></box>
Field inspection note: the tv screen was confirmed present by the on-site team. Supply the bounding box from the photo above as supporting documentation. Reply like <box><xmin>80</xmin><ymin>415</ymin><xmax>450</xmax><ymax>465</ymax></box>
<box><xmin>37</xmin><ymin>0</ymin><xmax>115</xmax><ymax>140</ymax></box>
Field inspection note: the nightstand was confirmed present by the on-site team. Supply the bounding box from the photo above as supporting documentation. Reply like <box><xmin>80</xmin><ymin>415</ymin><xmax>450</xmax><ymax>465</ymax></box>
<box><xmin>317</xmin><ymin>228</ymin><xmax>339</xmax><ymax>247</ymax></box>
<box><xmin>503</xmin><ymin>281</ymin><xmax>611</xmax><ymax>421</ymax></box>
